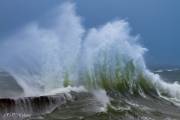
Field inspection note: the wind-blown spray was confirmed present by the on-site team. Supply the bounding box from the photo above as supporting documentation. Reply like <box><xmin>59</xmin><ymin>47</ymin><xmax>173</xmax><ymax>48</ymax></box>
<box><xmin>0</xmin><ymin>2</ymin><xmax>180</xmax><ymax>106</ymax></box>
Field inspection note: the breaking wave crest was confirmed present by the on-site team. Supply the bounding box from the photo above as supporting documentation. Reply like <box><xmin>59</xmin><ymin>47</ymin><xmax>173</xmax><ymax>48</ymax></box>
<box><xmin>0</xmin><ymin>2</ymin><xmax>180</xmax><ymax>106</ymax></box>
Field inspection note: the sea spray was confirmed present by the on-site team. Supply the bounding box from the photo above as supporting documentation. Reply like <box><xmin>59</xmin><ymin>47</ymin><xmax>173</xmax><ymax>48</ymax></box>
<box><xmin>92</xmin><ymin>90</ymin><xmax>110</xmax><ymax>112</ymax></box>
<box><xmin>0</xmin><ymin>2</ymin><xmax>180</xmax><ymax>107</ymax></box>
<box><xmin>0</xmin><ymin>2</ymin><xmax>85</xmax><ymax>96</ymax></box>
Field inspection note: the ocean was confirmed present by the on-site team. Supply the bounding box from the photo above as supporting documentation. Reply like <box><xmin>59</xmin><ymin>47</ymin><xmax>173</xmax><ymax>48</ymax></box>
<box><xmin>0</xmin><ymin>2</ymin><xmax>180</xmax><ymax>120</ymax></box>
<box><xmin>0</xmin><ymin>69</ymin><xmax>180</xmax><ymax>120</ymax></box>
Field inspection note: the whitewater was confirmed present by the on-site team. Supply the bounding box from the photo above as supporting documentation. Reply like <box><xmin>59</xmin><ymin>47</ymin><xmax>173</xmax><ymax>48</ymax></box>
<box><xmin>0</xmin><ymin>2</ymin><xmax>180</xmax><ymax>120</ymax></box>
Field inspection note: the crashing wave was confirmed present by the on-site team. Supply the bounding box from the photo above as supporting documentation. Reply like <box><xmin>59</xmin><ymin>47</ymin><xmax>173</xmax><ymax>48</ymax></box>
<box><xmin>0</xmin><ymin>2</ymin><xmax>180</xmax><ymax>108</ymax></box>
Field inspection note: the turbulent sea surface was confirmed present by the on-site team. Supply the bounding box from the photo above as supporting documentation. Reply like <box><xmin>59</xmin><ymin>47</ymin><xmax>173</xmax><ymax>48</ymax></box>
<box><xmin>0</xmin><ymin>69</ymin><xmax>180</xmax><ymax>120</ymax></box>
<box><xmin>0</xmin><ymin>2</ymin><xmax>180</xmax><ymax>120</ymax></box>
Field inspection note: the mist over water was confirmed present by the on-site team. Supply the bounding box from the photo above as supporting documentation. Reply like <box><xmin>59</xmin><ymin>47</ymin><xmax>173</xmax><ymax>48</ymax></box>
<box><xmin>0</xmin><ymin>3</ymin><xmax>85</xmax><ymax>96</ymax></box>
<box><xmin>0</xmin><ymin>2</ymin><xmax>180</xmax><ymax>106</ymax></box>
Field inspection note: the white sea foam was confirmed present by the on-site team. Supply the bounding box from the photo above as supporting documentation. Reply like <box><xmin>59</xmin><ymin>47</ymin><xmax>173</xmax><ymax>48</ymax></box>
<box><xmin>0</xmin><ymin>2</ymin><xmax>180</xmax><ymax>106</ymax></box>
<box><xmin>92</xmin><ymin>90</ymin><xmax>110</xmax><ymax>112</ymax></box>
<box><xmin>46</xmin><ymin>86</ymin><xmax>87</xmax><ymax>96</ymax></box>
